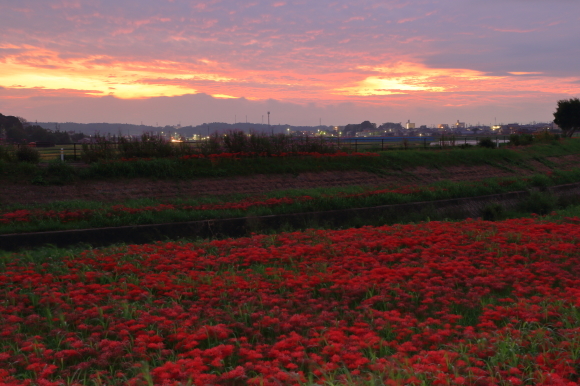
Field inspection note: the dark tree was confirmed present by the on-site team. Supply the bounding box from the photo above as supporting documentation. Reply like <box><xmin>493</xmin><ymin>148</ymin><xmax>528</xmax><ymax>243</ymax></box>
<box><xmin>6</xmin><ymin>126</ymin><xmax>27</xmax><ymax>143</ymax></box>
<box><xmin>380</xmin><ymin>122</ymin><xmax>403</xmax><ymax>130</ymax></box>
<box><xmin>554</xmin><ymin>98</ymin><xmax>580</xmax><ymax>138</ymax></box>
<box><xmin>70</xmin><ymin>132</ymin><xmax>86</xmax><ymax>142</ymax></box>
<box><xmin>343</xmin><ymin>123</ymin><xmax>361</xmax><ymax>136</ymax></box>
<box><xmin>360</xmin><ymin>121</ymin><xmax>375</xmax><ymax>130</ymax></box>
<box><xmin>0</xmin><ymin>113</ymin><xmax>24</xmax><ymax>133</ymax></box>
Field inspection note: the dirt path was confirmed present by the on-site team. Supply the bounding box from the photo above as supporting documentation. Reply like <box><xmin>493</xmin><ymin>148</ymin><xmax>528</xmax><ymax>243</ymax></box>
<box><xmin>1</xmin><ymin>155</ymin><xmax>579</xmax><ymax>205</ymax></box>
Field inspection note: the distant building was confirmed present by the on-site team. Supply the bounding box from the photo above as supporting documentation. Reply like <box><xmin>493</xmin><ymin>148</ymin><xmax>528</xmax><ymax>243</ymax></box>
<box><xmin>438</xmin><ymin>124</ymin><xmax>449</xmax><ymax>130</ymax></box>
<box><xmin>405</xmin><ymin>120</ymin><xmax>415</xmax><ymax>130</ymax></box>
<box><xmin>455</xmin><ymin>120</ymin><xmax>466</xmax><ymax>129</ymax></box>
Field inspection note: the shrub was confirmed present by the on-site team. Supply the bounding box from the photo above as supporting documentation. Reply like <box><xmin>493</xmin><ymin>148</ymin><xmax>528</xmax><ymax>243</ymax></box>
<box><xmin>81</xmin><ymin>136</ymin><xmax>116</xmax><ymax>163</ymax></box>
<box><xmin>118</xmin><ymin>133</ymin><xmax>176</xmax><ymax>159</ymax></box>
<box><xmin>199</xmin><ymin>133</ymin><xmax>223</xmax><ymax>155</ymax></box>
<box><xmin>16</xmin><ymin>145</ymin><xmax>40</xmax><ymax>163</ymax></box>
<box><xmin>291</xmin><ymin>135</ymin><xmax>337</xmax><ymax>153</ymax></box>
<box><xmin>247</xmin><ymin>133</ymin><xmax>272</xmax><ymax>154</ymax></box>
<box><xmin>534</xmin><ymin>130</ymin><xmax>560</xmax><ymax>143</ymax></box>
<box><xmin>509</xmin><ymin>134</ymin><xmax>520</xmax><ymax>146</ymax></box>
<box><xmin>529</xmin><ymin>174</ymin><xmax>551</xmax><ymax>188</ymax></box>
<box><xmin>481</xmin><ymin>202</ymin><xmax>505</xmax><ymax>221</ymax></box>
<box><xmin>46</xmin><ymin>159</ymin><xmax>77</xmax><ymax>185</ymax></box>
<box><xmin>200</xmin><ymin>131</ymin><xmax>339</xmax><ymax>156</ymax></box>
<box><xmin>509</xmin><ymin>134</ymin><xmax>534</xmax><ymax>146</ymax></box>
<box><xmin>270</xmin><ymin>133</ymin><xmax>293</xmax><ymax>154</ymax></box>
<box><xmin>0</xmin><ymin>144</ymin><xmax>15</xmax><ymax>162</ymax></box>
<box><xmin>517</xmin><ymin>191</ymin><xmax>557</xmax><ymax>215</ymax></box>
<box><xmin>478</xmin><ymin>137</ymin><xmax>496</xmax><ymax>149</ymax></box>
<box><xmin>223</xmin><ymin>130</ymin><xmax>250</xmax><ymax>153</ymax></box>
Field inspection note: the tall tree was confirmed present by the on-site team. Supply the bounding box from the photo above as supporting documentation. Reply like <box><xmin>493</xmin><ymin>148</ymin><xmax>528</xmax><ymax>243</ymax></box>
<box><xmin>554</xmin><ymin>98</ymin><xmax>580</xmax><ymax>137</ymax></box>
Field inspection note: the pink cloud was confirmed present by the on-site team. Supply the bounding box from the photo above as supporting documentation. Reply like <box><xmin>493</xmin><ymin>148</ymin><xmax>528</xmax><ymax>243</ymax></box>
<box><xmin>0</xmin><ymin>0</ymin><xmax>579</xmax><ymax>125</ymax></box>
<box><xmin>491</xmin><ymin>28</ymin><xmax>537</xmax><ymax>33</ymax></box>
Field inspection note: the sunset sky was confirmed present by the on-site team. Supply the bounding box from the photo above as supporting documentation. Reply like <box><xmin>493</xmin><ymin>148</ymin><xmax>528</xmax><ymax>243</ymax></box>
<box><xmin>1</xmin><ymin>0</ymin><xmax>579</xmax><ymax>127</ymax></box>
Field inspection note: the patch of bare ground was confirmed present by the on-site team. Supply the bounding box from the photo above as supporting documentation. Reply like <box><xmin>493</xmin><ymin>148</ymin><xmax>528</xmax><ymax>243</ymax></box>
<box><xmin>548</xmin><ymin>154</ymin><xmax>580</xmax><ymax>166</ymax></box>
<box><xmin>2</xmin><ymin>154</ymin><xmax>580</xmax><ymax>206</ymax></box>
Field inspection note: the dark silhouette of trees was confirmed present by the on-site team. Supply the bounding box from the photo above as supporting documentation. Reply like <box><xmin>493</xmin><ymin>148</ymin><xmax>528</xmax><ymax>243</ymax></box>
<box><xmin>360</xmin><ymin>121</ymin><xmax>375</xmax><ymax>130</ymax></box>
<box><xmin>0</xmin><ymin>113</ymin><xmax>23</xmax><ymax>135</ymax></box>
<box><xmin>379</xmin><ymin>122</ymin><xmax>403</xmax><ymax>130</ymax></box>
<box><xmin>554</xmin><ymin>98</ymin><xmax>580</xmax><ymax>137</ymax></box>
<box><xmin>0</xmin><ymin>113</ymin><xmax>73</xmax><ymax>143</ymax></box>
<box><xmin>343</xmin><ymin>121</ymin><xmax>377</xmax><ymax>136</ymax></box>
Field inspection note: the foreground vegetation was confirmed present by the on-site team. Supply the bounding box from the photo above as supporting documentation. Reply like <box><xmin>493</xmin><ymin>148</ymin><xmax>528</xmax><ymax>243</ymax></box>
<box><xmin>2</xmin><ymin>134</ymin><xmax>580</xmax><ymax>384</ymax></box>
<box><xmin>0</xmin><ymin>133</ymin><xmax>574</xmax><ymax>184</ymax></box>
<box><xmin>1</xmin><ymin>213</ymin><xmax>580</xmax><ymax>385</ymax></box>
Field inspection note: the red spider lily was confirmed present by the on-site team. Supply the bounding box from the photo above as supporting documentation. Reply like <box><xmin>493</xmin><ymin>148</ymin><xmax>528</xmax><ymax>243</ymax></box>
<box><xmin>2</xmin><ymin>217</ymin><xmax>580</xmax><ymax>384</ymax></box>
<box><xmin>0</xmin><ymin>186</ymin><xmax>442</xmax><ymax>227</ymax></box>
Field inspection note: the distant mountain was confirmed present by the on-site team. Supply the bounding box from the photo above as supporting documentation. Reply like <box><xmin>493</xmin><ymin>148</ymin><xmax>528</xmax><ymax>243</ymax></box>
<box><xmin>35</xmin><ymin>121</ymin><xmax>330</xmax><ymax>138</ymax></box>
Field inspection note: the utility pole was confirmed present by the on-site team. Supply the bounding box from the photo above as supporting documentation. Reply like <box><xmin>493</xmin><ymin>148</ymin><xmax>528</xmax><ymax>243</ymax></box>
<box><xmin>268</xmin><ymin>111</ymin><xmax>271</xmax><ymax>135</ymax></box>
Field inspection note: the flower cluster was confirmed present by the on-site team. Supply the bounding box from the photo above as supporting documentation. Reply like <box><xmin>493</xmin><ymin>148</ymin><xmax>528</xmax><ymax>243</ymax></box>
<box><xmin>1</xmin><ymin>217</ymin><xmax>580</xmax><ymax>384</ymax></box>
<box><xmin>0</xmin><ymin>209</ymin><xmax>94</xmax><ymax>225</ymax></box>
<box><xmin>0</xmin><ymin>186</ymin><xmax>435</xmax><ymax>227</ymax></box>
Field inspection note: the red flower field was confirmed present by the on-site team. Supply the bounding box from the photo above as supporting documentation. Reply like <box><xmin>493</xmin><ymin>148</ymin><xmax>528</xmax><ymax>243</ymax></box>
<box><xmin>1</xmin><ymin>217</ymin><xmax>580</xmax><ymax>385</ymax></box>
<box><xmin>0</xmin><ymin>186</ymin><xmax>438</xmax><ymax>228</ymax></box>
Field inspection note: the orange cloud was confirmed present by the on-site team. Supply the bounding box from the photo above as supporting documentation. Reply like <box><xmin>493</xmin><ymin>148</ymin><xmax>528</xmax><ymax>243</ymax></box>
<box><xmin>333</xmin><ymin>62</ymin><xmax>580</xmax><ymax>103</ymax></box>
<box><xmin>1</xmin><ymin>43</ymin><xmax>579</xmax><ymax>111</ymax></box>
<box><xmin>0</xmin><ymin>45</ymin><xmax>237</xmax><ymax>99</ymax></box>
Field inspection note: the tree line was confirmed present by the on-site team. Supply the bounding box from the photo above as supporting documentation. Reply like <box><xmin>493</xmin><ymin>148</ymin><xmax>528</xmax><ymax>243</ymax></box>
<box><xmin>0</xmin><ymin>114</ymin><xmax>85</xmax><ymax>144</ymax></box>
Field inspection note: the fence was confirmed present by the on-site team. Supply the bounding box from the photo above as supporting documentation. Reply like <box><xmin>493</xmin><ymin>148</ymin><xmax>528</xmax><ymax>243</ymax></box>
<box><xmin>331</xmin><ymin>136</ymin><xmax>510</xmax><ymax>152</ymax></box>
<box><xmin>15</xmin><ymin>135</ymin><xmax>513</xmax><ymax>161</ymax></box>
<box><xmin>13</xmin><ymin>143</ymin><xmax>81</xmax><ymax>161</ymax></box>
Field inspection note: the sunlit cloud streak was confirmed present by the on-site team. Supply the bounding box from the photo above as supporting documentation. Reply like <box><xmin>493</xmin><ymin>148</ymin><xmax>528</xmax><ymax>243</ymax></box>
<box><xmin>0</xmin><ymin>0</ymin><xmax>579</xmax><ymax>125</ymax></box>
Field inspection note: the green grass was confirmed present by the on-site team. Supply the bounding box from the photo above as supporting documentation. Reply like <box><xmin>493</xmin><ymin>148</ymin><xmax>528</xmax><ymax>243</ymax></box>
<box><xmin>1</xmin><ymin>138</ymin><xmax>579</xmax><ymax>183</ymax></box>
<box><xmin>58</xmin><ymin>138</ymin><xmax>580</xmax><ymax>179</ymax></box>
<box><xmin>4</xmin><ymin>168</ymin><xmax>580</xmax><ymax>235</ymax></box>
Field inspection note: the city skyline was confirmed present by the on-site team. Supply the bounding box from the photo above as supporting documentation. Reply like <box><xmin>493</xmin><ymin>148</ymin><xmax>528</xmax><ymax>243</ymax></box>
<box><xmin>1</xmin><ymin>0</ymin><xmax>579</xmax><ymax>126</ymax></box>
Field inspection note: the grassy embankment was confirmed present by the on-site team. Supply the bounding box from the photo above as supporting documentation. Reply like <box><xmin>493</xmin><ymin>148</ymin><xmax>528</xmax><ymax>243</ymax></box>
<box><xmin>2</xmin><ymin>168</ymin><xmax>580</xmax><ymax>234</ymax></box>
<box><xmin>2</xmin><ymin>140</ymin><xmax>580</xmax><ymax>234</ymax></box>
<box><xmin>0</xmin><ymin>137</ymin><xmax>578</xmax><ymax>183</ymax></box>
<box><xmin>0</xmin><ymin>141</ymin><xmax>580</xmax><ymax>234</ymax></box>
